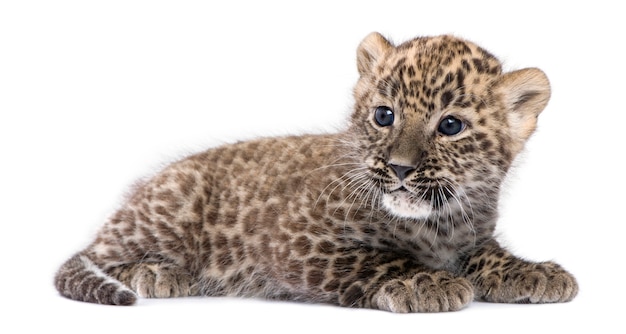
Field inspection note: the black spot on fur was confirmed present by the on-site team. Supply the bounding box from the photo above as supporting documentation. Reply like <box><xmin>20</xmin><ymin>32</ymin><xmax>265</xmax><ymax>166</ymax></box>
<box><xmin>441</xmin><ymin>90</ymin><xmax>454</xmax><ymax>109</ymax></box>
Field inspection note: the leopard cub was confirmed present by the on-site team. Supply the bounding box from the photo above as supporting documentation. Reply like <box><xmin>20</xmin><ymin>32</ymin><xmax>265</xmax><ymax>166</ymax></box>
<box><xmin>55</xmin><ymin>33</ymin><xmax>578</xmax><ymax>312</ymax></box>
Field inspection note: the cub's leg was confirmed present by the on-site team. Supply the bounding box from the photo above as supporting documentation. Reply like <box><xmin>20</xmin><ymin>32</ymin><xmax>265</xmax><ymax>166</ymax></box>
<box><xmin>107</xmin><ymin>262</ymin><xmax>197</xmax><ymax>298</ymax></box>
<box><xmin>370</xmin><ymin>270</ymin><xmax>474</xmax><ymax>312</ymax></box>
<box><xmin>461</xmin><ymin>239</ymin><xmax>578</xmax><ymax>303</ymax></box>
<box><xmin>315</xmin><ymin>250</ymin><xmax>474</xmax><ymax>312</ymax></box>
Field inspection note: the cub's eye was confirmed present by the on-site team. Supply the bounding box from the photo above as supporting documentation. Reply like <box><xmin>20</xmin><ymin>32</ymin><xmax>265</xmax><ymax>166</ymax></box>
<box><xmin>438</xmin><ymin>115</ymin><xmax>464</xmax><ymax>136</ymax></box>
<box><xmin>374</xmin><ymin>106</ymin><xmax>394</xmax><ymax>127</ymax></box>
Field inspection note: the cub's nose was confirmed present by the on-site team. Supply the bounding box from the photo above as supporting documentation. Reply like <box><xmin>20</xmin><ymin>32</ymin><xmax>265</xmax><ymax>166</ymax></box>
<box><xmin>389</xmin><ymin>164</ymin><xmax>415</xmax><ymax>181</ymax></box>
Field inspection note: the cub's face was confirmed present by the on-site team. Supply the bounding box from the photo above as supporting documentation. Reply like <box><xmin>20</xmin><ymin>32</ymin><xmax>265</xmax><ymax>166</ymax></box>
<box><xmin>348</xmin><ymin>33</ymin><xmax>551</xmax><ymax>220</ymax></box>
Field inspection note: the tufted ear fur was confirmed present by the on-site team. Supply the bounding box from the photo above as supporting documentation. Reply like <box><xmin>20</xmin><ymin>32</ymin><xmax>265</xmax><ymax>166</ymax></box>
<box><xmin>495</xmin><ymin>68</ymin><xmax>551</xmax><ymax>147</ymax></box>
<box><xmin>357</xmin><ymin>32</ymin><xmax>393</xmax><ymax>76</ymax></box>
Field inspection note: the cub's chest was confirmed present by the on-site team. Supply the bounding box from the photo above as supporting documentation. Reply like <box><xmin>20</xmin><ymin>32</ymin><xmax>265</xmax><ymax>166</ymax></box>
<box><xmin>323</xmin><ymin>213</ymin><xmax>481</xmax><ymax>272</ymax></box>
<box><xmin>387</xmin><ymin>224</ymin><xmax>477</xmax><ymax>271</ymax></box>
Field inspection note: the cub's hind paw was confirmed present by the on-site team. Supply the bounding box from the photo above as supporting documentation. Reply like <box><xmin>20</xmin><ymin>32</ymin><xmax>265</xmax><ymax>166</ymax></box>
<box><xmin>374</xmin><ymin>271</ymin><xmax>474</xmax><ymax>313</ymax></box>
<box><xmin>128</xmin><ymin>264</ymin><xmax>194</xmax><ymax>299</ymax></box>
<box><xmin>133</xmin><ymin>265</ymin><xmax>193</xmax><ymax>298</ymax></box>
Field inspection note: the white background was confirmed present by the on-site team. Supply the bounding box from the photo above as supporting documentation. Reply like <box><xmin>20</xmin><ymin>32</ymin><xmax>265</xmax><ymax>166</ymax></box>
<box><xmin>1</xmin><ymin>0</ymin><xmax>624</xmax><ymax>332</ymax></box>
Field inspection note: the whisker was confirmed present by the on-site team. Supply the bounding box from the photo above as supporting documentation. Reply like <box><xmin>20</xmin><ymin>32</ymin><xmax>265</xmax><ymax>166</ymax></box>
<box><xmin>441</xmin><ymin>178</ymin><xmax>477</xmax><ymax>245</ymax></box>
<box><xmin>340</xmin><ymin>174</ymin><xmax>372</xmax><ymax>218</ymax></box>
<box><xmin>435</xmin><ymin>180</ymin><xmax>453</xmax><ymax>241</ymax></box>
<box><xmin>314</xmin><ymin>166</ymin><xmax>369</xmax><ymax>209</ymax></box>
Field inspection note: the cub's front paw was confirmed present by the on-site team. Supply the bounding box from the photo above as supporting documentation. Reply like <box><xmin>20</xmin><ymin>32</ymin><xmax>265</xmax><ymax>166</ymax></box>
<box><xmin>478</xmin><ymin>261</ymin><xmax>578</xmax><ymax>303</ymax></box>
<box><xmin>374</xmin><ymin>271</ymin><xmax>474</xmax><ymax>313</ymax></box>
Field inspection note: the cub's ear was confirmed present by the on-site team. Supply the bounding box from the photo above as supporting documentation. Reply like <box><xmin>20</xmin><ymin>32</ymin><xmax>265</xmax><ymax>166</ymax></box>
<box><xmin>357</xmin><ymin>32</ymin><xmax>393</xmax><ymax>76</ymax></box>
<box><xmin>495</xmin><ymin>68</ymin><xmax>551</xmax><ymax>145</ymax></box>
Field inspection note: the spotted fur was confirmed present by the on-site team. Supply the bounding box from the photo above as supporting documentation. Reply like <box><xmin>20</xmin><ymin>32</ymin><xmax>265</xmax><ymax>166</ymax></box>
<box><xmin>54</xmin><ymin>33</ymin><xmax>578</xmax><ymax>312</ymax></box>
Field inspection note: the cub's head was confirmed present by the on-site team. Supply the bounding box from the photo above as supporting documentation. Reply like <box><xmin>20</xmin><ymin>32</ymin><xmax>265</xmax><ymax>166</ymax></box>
<box><xmin>348</xmin><ymin>33</ymin><xmax>550</xmax><ymax>220</ymax></box>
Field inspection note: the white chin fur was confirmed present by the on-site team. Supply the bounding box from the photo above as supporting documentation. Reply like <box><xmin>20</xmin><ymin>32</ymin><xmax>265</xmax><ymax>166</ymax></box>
<box><xmin>382</xmin><ymin>192</ymin><xmax>432</xmax><ymax>219</ymax></box>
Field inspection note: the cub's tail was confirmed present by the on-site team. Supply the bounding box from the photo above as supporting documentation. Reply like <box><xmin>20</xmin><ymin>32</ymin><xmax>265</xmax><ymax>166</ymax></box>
<box><xmin>54</xmin><ymin>253</ymin><xmax>137</xmax><ymax>305</ymax></box>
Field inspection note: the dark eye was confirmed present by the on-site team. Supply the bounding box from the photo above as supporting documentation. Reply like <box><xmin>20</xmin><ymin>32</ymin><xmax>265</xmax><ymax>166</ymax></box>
<box><xmin>438</xmin><ymin>116</ymin><xmax>464</xmax><ymax>136</ymax></box>
<box><xmin>374</xmin><ymin>106</ymin><xmax>394</xmax><ymax>127</ymax></box>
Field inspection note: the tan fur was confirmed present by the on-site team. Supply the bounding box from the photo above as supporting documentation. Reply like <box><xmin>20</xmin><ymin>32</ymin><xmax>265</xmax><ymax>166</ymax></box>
<box><xmin>54</xmin><ymin>33</ymin><xmax>577</xmax><ymax>312</ymax></box>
